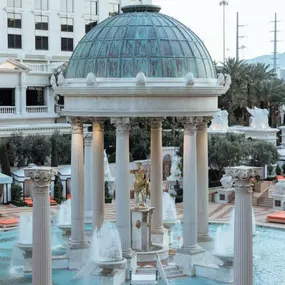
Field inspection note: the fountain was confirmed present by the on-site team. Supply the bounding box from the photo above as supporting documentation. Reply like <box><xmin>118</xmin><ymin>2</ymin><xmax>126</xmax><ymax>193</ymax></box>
<box><xmin>214</xmin><ymin>208</ymin><xmax>257</xmax><ymax>265</ymax></box>
<box><xmin>166</xmin><ymin>154</ymin><xmax>182</xmax><ymax>196</ymax></box>
<box><xmin>57</xmin><ymin>199</ymin><xmax>72</xmax><ymax>238</ymax></box>
<box><xmin>104</xmin><ymin>150</ymin><xmax>115</xmax><ymax>196</ymax></box>
<box><xmin>208</xmin><ymin>110</ymin><xmax>229</xmax><ymax>132</ymax></box>
<box><xmin>163</xmin><ymin>192</ymin><xmax>180</xmax><ymax>246</ymax></box>
<box><xmin>74</xmin><ymin>222</ymin><xmax>127</xmax><ymax>285</ymax></box>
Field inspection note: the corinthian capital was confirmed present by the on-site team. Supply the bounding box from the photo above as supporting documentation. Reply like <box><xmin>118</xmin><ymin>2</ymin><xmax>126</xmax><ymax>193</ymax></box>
<box><xmin>24</xmin><ymin>168</ymin><xmax>55</xmax><ymax>194</ymax></box>
<box><xmin>111</xmin><ymin>118</ymin><xmax>130</xmax><ymax>135</ymax></box>
<box><xmin>71</xmin><ymin>117</ymin><xmax>83</xmax><ymax>134</ymax></box>
<box><xmin>92</xmin><ymin>118</ymin><xmax>104</xmax><ymax>132</ymax></box>
<box><xmin>197</xmin><ymin>116</ymin><xmax>212</xmax><ymax>131</ymax></box>
<box><xmin>225</xmin><ymin>166</ymin><xmax>261</xmax><ymax>193</ymax></box>
<box><xmin>150</xmin><ymin>118</ymin><xmax>164</xmax><ymax>129</ymax></box>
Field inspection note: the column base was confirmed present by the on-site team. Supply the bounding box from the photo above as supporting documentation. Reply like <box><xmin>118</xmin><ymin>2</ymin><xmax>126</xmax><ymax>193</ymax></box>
<box><xmin>151</xmin><ymin>227</ymin><xmax>169</xmax><ymax>246</ymax></box>
<box><xmin>67</xmin><ymin>242</ymin><xmax>90</xmax><ymax>270</ymax></box>
<box><xmin>198</xmin><ymin>234</ymin><xmax>214</xmax><ymax>252</ymax></box>
<box><xmin>97</xmin><ymin>269</ymin><xmax>126</xmax><ymax>285</ymax></box>
<box><xmin>175</xmin><ymin>247</ymin><xmax>224</xmax><ymax>277</ymax></box>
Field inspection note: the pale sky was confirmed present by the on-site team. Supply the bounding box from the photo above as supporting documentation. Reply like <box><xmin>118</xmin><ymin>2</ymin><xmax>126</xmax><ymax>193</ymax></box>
<box><xmin>153</xmin><ymin>0</ymin><xmax>285</xmax><ymax>63</ymax></box>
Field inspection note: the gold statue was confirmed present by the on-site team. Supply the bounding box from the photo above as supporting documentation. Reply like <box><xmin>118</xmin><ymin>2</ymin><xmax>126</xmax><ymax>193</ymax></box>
<box><xmin>130</xmin><ymin>162</ymin><xmax>149</xmax><ymax>208</ymax></box>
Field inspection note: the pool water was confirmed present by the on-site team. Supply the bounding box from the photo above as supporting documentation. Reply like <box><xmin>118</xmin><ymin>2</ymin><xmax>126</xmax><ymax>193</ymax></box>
<box><xmin>0</xmin><ymin>224</ymin><xmax>284</xmax><ymax>285</ymax></box>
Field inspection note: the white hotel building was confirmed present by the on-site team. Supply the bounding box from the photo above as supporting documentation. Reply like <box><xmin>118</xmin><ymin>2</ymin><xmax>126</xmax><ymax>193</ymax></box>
<box><xmin>0</xmin><ymin>0</ymin><xmax>151</xmax><ymax>137</ymax></box>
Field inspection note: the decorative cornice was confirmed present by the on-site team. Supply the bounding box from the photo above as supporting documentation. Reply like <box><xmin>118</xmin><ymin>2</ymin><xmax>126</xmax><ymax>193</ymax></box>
<box><xmin>111</xmin><ymin>118</ymin><xmax>130</xmax><ymax>135</ymax></box>
<box><xmin>24</xmin><ymin>168</ymin><xmax>55</xmax><ymax>193</ymax></box>
<box><xmin>71</xmin><ymin>117</ymin><xmax>83</xmax><ymax>134</ymax></box>
<box><xmin>92</xmin><ymin>118</ymin><xmax>104</xmax><ymax>132</ymax></box>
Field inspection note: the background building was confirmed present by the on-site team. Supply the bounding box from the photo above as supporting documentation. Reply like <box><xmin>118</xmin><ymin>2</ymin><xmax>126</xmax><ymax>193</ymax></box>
<box><xmin>0</xmin><ymin>0</ymin><xmax>151</xmax><ymax>136</ymax></box>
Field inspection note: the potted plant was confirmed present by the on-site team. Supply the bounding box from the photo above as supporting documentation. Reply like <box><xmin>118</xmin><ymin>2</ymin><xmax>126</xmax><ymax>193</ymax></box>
<box><xmin>276</xmin><ymin>164</ymin><xmax>282</xmax><ymax>176</ymax></box>
<box><xmin>105</xmin><ymin>181</ymin><xmax>112</xmax><ymax>203</ymax></box>
<box><xmin>11</xmin><ymin>184</ymin><xmax>26</xmax><ymax>207</ymax></box>
<box><xmin>267</xmin><ymin>164</ymin><xmax>274</xmax><ymax>177</ymax></box>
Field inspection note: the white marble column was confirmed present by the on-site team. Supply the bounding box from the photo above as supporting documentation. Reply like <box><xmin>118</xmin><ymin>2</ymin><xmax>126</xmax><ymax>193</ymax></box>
<box><xmin>197</xmin><ymin>118</ymin><xmax>212</xmax><ymax>242</ymax></box>
<box><xmin>112</xmin><ymin>118</ymin><xmax>132</xmax><ymax>255</ymax></box>
<box><xmin>24</xmin><ymin>167</ymin><xmax>54</xmax><ymax>285</ymax></box>
<box><xmin>70</xmin><ymin>118</ymin><xmax>85</xmax><ymax>246</ymax></box>
<box><xmin>226</xmin><ymin>167</ymin><xmax>255</xmax><ymax>285</ymax></box>
<box><xmin>150</xmin><ymin>119</ymin><xmax>164</xmax><ymax>235</ymax></box>
<box><xmin>15</xmin><ymin>86</ymin><xmax>21</xmax><ymax>115</ymax></box>
<box><xmin>84</xmin><ymin>131</ymin><xmax>93</xmax><ymax>223</ymax></box>
<box><xmin>181</xmin><ymin>117</ymin><xmax>201</xmax><ymax>252</ymax></box>
<box><xmin>92</xmin><ymin>119</ymin><xmax>105</xmax><ymax>231</ymax></box>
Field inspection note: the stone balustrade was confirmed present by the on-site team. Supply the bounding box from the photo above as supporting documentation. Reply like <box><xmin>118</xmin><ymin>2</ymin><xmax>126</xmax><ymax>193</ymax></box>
<box><xmin>0</xmin><ymin>106</ymin><xmax>16</xmax><ymax>114</ymax></box>
<box><xmin>26</xmin><ymin>106</ymin><xmax>48</xmax><ymax>113</ymax></box>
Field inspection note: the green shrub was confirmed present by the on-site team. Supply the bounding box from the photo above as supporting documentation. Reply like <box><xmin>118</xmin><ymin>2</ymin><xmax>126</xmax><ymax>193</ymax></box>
<box><xmin>276</xmin><ymin>164</ymin><xmax>282</xmax><ymax>175</ymax></box>
<box><xmin>11</xmin><ymin>184</ymin><xmax>23</xmax><ymax>201</ymax></box>
<box><xmin>54</xmin><ymin>179</ymin><xmax>64</xmax><ymax>204</ymax></box>
<box><xmin>267</xmin><ymin>164</ymin><xmax>274</xmax><ymax>175</ymax></box>
<box><xmin>282</xmin><ymin>164</ymin><xmax>285</xmax><ymax>174</ymax></box>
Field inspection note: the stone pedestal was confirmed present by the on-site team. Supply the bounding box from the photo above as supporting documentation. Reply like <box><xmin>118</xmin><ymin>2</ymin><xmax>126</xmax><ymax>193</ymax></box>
<box><xmin>225</xmin><ymin>166</ymin><xmax>258</xmax><ymax>285</ymax></box>
<box><xmin>215</xmin><ymin>188</ymin><xmax>234</xmax><ymax>204</ymax></box>
<box><xmin>131</xmin><ymin>207</ymin><xmax>154</xmax><ymax>252</ymax></box>
<box><xmin>24</xmin><ymin>167</ymin><xmax>54</xmax><ymax>285</ymax></box>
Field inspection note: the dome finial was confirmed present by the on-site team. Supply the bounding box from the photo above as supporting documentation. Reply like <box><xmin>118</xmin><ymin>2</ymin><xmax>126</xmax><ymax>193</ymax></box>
<box><xmin>121</xmin><ymin>4</ymin><xmax>161</xmax><ymax>13</ymax></box>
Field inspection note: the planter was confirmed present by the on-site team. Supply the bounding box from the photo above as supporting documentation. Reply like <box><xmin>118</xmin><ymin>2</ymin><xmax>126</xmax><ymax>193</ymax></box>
<box><xmin>175</xmin><ymin>195</ymin><xmax>183</xmax><ymax>203</ymax></box>
<box><xmin>254</xmin><ymin>181</ymin><xmax>268</xmax><ymax>193</ymax></box>
<box><xmin>105</xmin><ymin>197</ymin><xmax>113</xmax><ymax>204</ymax></box>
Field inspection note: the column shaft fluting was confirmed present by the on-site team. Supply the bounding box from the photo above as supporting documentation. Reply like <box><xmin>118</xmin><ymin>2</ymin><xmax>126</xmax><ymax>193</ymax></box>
<box><xmin>183</xmin><ymin>119</ymin><xmax>198</xmax><ymax>249</ymax></box>
<box><xmin>24</xmin><ymin>168</ymin><xmax>53</xmax><ymax>285</ymax></box>
<box><xmin>112</xmin><ymin>118</ymin><xmax>131</xmax><ymax>254</ymax></box>
<box><xmin>92</xmin><ymin>119</ymin><xmax>105</xmax><ymax>231</ymax></box>
<box><xmin>197</xmin><ymin>121</ymin><xmax>210</xmax><ymax>240</ymax></box>
<box><xmin>84</xmin><ymin>131</ymin><xmax>93</xmax><ymax>220</ymax></box>
<box><xmin>70</xmin><ymin>118</ymin><xmax>85</xmax><ymax>245</ymax></box>
<box><xmin>234</xmin><ymin>182</ymin><xmax>253</xmax><ymax>285</ymax></box>
<box><xmin>150</xmin><ymin>119</ymin><xmax>164</xmax><ymax>234</ymax></box>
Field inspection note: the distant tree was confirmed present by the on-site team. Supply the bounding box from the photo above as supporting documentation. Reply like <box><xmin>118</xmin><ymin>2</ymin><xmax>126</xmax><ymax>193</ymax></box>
<box><xmin>0</xmin><ymin>143</ymin><xmax>11</xmax><ymax>176</ymax></box>
<box><xmin>50</xmin><ymin>133</ymin><xmax>59</xmax><ymax>167</ymax></box>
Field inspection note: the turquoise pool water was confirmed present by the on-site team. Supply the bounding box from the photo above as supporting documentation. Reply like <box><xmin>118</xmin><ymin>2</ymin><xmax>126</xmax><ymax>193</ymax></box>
<box><xmin>0</xmin><ymin>224</ymin><xmax>284</xmax><ymax>285</ymax></box>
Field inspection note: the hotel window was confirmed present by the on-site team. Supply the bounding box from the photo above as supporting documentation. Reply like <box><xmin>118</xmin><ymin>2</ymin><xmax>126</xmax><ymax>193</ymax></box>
<box><xmin>109</xmin><ymin>2</ymin><xmax>120</xmax><ymax>16</ymax></box>
<box><xmin>35</xmin><ymin>0</ymin><xmax>48</xmax><ymax>10</ymax></box>
<box><xmin>87</xmin><ymin>0</ymin><xmax>97</xmax><ymax>15</ymax></box>
<box><xmin>8</xmin><ymin>34</ymin><xmax>22</xmax><ymax>49</ymax></box>
<box><xmin>35</xmin><ymin>15</ymin><xmax>48</xmax><ymax>30</ymax></box>
<box><xmin>7</xmin><ymin>0</ymin><xmax>21</xmax><ymax>8</ymax></box>
<box><xmin>7</xmin><ymin>13</ymin><xmax>22</xmax><ymax>29</ymax></box>
<box><xmin>61</xmin><ymin>18</ymin><xmax>73</xmax><ymax>32</ymax></box>
<box><xmin>60</xmin><ymin>0</ymin><xmax>74</xmax><ymax>13</ymax></box>
<box><xmin>61</xmin><ymin>37</ymin><xmax>73</xmax><ymax>51</ymax></box>
<box><xmin>35</xmin><ymin>36</ymin><xmax>48</xmax><ymax>50</ymax></box>
<box><xmin>85</xmin><ymin>20</ymin><xmax>97</xmax><ymax>33</ymax></box>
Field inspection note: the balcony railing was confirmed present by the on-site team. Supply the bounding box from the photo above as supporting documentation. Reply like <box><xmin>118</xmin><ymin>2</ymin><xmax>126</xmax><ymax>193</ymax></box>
<box><xmin>27</xmin><ymin>64</ymin><xmax>53</xmax><ymax>73</ymax></box>
<box><xmin>26</xmin><ymin>106</ymin><xmax>48</xmax><ymax>113</ymax></box>
<box><xmin>0</xmin><ymin>106</ymin><xmax>16</xmax><ymax>114</ymax></box>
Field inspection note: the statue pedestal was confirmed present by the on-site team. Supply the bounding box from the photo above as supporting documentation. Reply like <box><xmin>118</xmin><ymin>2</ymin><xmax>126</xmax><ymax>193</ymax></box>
<box><xmin>131</xmin><ymin>207</ymin><xmax>154</xmax><ymax>252</ymax></box>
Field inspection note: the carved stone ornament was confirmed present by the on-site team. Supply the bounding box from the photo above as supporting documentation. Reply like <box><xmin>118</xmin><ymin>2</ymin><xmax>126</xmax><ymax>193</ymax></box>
<box><xmin>136</xmin><ymin>72</ymin><xmax>147</xmax><ymax>86</ymax></box>
<box><xmin>24</xmin><ymin>168</ymin><xmax>55</xmax><ymax>192</ymax></box>
<box><xmin>185</xmin><ymin>72</ymin><xmax>195</xmax><ymax>86</ymax></box>
<box><xmin>217</xmin><ymin>73</ymin><xmax>225</xmax><ymax>86</ymax></box>
<box><xmin>197</xmin><ymin>116</ymin><xmax>212</xmax><ymax>130</ymax></box>
<box><xmin>111</xmin><ymin>118</ymin><xmax>130</xmax><ymax>134</ymax></box>
<box><xmin>57</xmin><ymin>72</ymin><xmax>65</xmax><ymax>86</ymax></box>
<box><xmin>92</xmin><ymin>118</ymin><xmax>104</xmax><ymax>132</ymax></box>
<box><xmin>225</xmin><ymin>166</ymin><xmax>259</xmax><ymax>192</ymax></box>
<box><xmin>50</xmin><ymin>74</ymin><xmax>57</xmax><ymax>89</ymax></box>
<box><xmin>86</xmin><ymin>72</ymin><xmax>97</xmax><ymax>86</ymax></box>
<box><xmin>225</xmin><ymin>74</ymin><xmax>232</xmax><ymax>87</ymax></box>
<box><xmin>84</xmin><ymin>132</ymin><xmax>93</xmax><ymax>144</ymax></box>
<box><xmin>71</xmin><ymin>117</ymin><xmax>83</xmax><ymax>134</ymax></box>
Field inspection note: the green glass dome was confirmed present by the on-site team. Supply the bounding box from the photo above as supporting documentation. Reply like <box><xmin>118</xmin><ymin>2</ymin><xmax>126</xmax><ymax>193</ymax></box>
<box><xmin>66</xmin><ymin>5</ymin><xmax>216</xmax><ymax>79</ymax></box>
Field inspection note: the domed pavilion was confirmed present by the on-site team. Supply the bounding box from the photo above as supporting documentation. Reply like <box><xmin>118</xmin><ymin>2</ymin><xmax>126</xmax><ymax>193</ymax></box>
<box><xmin>53</xmin><ymin>4</ymin><xmax>230</xmax><ymax>279</ymax></box>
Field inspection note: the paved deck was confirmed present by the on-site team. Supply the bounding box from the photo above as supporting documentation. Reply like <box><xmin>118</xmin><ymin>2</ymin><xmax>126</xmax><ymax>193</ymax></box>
<box><xmin>0</xmin><ymin>200</ymin><xmax>284</xmax><ymax>231</ymax></box>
